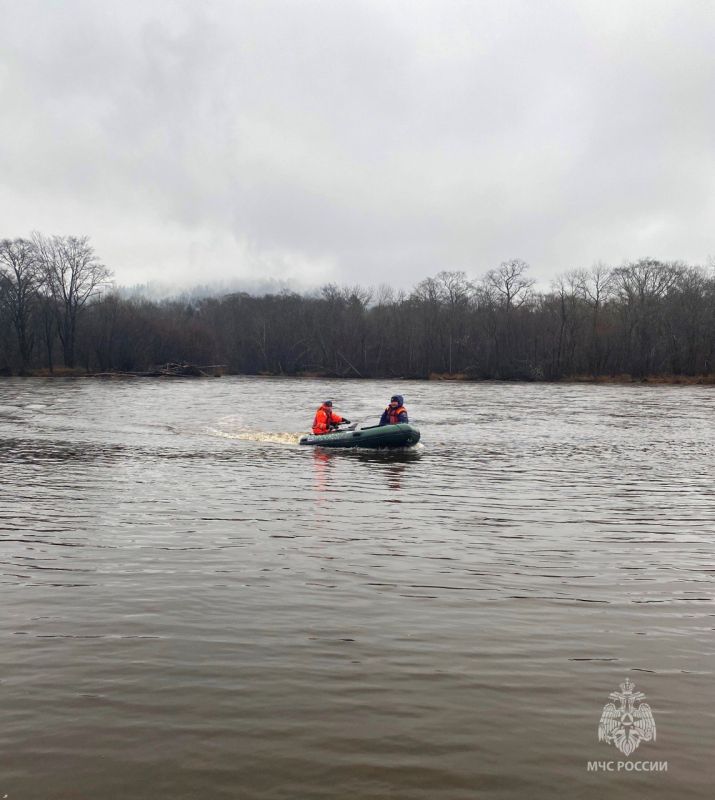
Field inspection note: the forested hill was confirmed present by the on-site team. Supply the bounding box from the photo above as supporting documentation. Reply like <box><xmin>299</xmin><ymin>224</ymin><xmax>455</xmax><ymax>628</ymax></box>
<box><xmin>1</xmin><ymin>236</ymin><xmax>714</xmax><ymax>380</ymax></box>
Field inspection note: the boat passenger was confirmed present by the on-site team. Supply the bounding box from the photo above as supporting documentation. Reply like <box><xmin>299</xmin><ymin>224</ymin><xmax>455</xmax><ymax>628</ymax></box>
<box><xmin>379</xmin><ymin>395</ymin><xmax>408</xmax><ymax>426</ymax></box>
<box><xmin>312</xmin><ymin>400</ymin><xmax>350</xmax><ymax>435</ymax></box>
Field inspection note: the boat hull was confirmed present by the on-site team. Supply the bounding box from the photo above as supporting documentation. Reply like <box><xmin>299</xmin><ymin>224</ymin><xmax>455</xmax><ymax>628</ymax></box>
<box><xmin>299</xmin><ymin>423</ymin><xmax>420</xmax><ymax>449</ymax></box>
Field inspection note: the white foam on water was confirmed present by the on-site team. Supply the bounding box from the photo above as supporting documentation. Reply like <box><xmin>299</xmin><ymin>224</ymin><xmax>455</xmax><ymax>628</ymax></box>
<box><xmin>207</xmin><ymin>424</ymin><xmax>301</xmax><ymax>445</ymax></box>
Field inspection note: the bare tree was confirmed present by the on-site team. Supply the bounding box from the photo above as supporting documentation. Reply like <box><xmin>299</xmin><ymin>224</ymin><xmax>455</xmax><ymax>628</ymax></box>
<box><xmin>0</xmin><ymin>237</ymin><xmax>41</xmax><ymax>371</ymax></box>
<box><xmin>479</xmin><ymin>260</ymin><xmax>536</xmax><ymax>377</ymax></box>
<box><xmin>610</xmin><ymin>258</ymin><xmax>683</xmax><ymax>376</ymax></box>
<box><xmin>484</xmin><ymin>259</ymin><xmax>534</xmax><ymax>310</ymax></box>
<box><xmin>32</xmin><ymin>234</ymin><xmax>113</xmax><ymax>368</ymax></box>
<box><xmin>573</xmin><ymin>263</ymin><xmax>615</xmax><ymax>374</ymax></box>
<box><xmin>433</xmin><ymin>271</ymin><xmax>475</xmax><ymax>373</ymax></box>
<box><xmin>611</xmin><ymin>258</ymin><xmax>681</xmax><ymax>304</ymax></box>
<box><xmin>574</xmin><ymin>262</ymin><xmax>614</xmax><ymax>310</ymax></box>
<box><xmin>661</xmin><ymin>266</ymin><xmax>711</xmax><ymax>375</ymax></box>
<box><xmin>375</xmin><ymin>283</ymin><xmax>395</xmax><ymax>306</ymax></box>
<box><xmin>549</xmin><ymin>271</ymin><xmax>583</xmax><ymax>376</ymax></box>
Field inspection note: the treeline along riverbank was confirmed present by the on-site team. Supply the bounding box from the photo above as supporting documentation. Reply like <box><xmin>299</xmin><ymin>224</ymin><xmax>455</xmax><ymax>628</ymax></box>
<box><xmin>1</xmin><ymin>235</ymin><xmax>714</xmax><ymax>381</ymax></box>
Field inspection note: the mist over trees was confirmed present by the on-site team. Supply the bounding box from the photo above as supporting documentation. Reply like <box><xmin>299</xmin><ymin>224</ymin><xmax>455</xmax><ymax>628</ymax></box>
<box><xmin>1</xmin><ymin>234</ymin><xmax>714</xmax><ymax>380</ymax></box>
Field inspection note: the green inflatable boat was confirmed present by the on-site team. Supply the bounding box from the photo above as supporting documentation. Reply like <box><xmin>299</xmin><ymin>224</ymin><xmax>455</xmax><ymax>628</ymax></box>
<box><xmin>299</xmin><ymin>423</ymin><xmax>420</xmax><ymax>449</ymax></box>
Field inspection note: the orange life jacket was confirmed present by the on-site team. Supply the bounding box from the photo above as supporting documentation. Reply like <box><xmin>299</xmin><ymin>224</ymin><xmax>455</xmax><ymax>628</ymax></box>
<box><xmin>312</xmin><ymin>405</ymin><xmax>344</xmax><ymax>435</ymax></box>
<box><xmin>385</xmin><ymin>404</ymin><xmax>407</xmax><ymax>425</ymax></box>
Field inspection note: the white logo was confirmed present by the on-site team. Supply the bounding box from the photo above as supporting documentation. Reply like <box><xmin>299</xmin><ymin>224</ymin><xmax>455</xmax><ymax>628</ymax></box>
<box><xmin>598</xmin><ymin>678</ymin><xmax>656</xmax><ymax>756</ymax></box>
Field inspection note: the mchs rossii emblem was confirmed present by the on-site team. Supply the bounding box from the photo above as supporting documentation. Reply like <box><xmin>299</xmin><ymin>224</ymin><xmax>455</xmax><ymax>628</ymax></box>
<box><xmin>598</xmin><ymin>678</ymin><xmax>656</xmax><ymax>756</ymax></box>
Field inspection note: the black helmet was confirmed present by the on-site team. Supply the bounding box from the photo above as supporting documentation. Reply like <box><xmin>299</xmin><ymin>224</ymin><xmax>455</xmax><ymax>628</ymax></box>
<box><xmin>390</xmin><ymin>394</ymin><xmax>404</xmax><ymax>405</ymax></box>
<box><xmin>323</xmin><ymin>400</ymin><xmax>333</xmax><ymax>406</ymax></box>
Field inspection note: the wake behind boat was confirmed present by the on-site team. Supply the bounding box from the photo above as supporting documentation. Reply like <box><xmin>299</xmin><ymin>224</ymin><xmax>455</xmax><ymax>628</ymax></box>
<box><xmin>299</xmin><ymin>422</ymin><xmax>420</xmax><ymax>449</ymax></box>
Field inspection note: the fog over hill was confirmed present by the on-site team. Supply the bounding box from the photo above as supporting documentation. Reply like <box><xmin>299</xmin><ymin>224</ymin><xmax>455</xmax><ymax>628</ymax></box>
<box><xmin>116</xmin><ymin>277</ymin><xmax>301</xmax><ymax>302</ymax></box>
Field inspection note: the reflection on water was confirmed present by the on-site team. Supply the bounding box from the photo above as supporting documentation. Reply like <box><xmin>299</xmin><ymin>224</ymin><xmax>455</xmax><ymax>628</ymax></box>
<box><xmin>0</xmin><ymin>377</ymin><xmax>714</xmax><ymax>800</ymax></box>
<box><xmin>311</xmin><ymin>447</ymin><xmax>419</xmax><ymax>502</ymax></box>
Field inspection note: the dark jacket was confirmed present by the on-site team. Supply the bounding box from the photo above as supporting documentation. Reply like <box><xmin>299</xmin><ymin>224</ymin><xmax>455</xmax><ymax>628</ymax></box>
<box><xmin>379</xmin><ymin>395</ymin><xmax>408</xmax><ymax>426</ymax></box>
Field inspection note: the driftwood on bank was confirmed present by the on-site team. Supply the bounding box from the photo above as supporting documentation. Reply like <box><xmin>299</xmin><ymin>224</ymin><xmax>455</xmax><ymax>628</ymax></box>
<box><xmin>89</xmin><ymin>363</ymin><xmax>226</xmax><ymax>378</ymax></box>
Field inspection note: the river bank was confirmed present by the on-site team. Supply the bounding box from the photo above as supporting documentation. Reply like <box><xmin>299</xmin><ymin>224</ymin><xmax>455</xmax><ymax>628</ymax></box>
<box><xmin>3</xmin><ymin>367</ymin><xmax>715</xmax><ymax>385</ymax></box>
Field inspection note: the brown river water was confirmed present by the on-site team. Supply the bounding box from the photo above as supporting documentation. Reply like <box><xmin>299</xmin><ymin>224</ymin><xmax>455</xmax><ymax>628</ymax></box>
<box><xmin>0</xmin><ymin>377</ymin><xmax>713</xmax><ymax>799</ymax></box>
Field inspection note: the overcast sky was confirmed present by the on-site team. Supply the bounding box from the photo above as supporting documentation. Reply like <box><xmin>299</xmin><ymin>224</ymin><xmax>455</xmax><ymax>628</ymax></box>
<box><xmin>1</xmin><ymin>0</ymin><xmax>713</xmax><ymax>291</ymax></box>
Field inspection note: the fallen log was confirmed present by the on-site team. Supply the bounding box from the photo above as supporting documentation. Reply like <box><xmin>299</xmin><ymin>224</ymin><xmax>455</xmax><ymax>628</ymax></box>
<box><xmin>87</xmin><ymin>363</ymin><xmax>226</xmax><ymax>378</ymax></box>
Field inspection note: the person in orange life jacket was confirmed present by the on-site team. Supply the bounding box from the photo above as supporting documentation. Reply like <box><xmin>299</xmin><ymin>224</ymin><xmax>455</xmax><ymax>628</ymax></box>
<box><xmin>312</xmin><ymin>400</ymin><xmax>351</xmax><ymax>435</ymax></box>
<box><xmin>379</xmin><ymin>394</ymin><xmax>408</xmax><ymax>426</ymax></box>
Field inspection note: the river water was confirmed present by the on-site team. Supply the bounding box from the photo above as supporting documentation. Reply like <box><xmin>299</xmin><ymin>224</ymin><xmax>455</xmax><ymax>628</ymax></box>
<box><xmin>0</xmin><ymin>377</ymin><xmax>713</xmax><ymax>799</ymax></box>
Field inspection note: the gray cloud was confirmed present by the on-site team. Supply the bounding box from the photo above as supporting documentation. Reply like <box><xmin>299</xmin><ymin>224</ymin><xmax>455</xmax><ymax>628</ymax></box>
<box><xmin>1</xmin><ymin>0</ymin><xmax>713</xmax><ymax>289</ymax></box>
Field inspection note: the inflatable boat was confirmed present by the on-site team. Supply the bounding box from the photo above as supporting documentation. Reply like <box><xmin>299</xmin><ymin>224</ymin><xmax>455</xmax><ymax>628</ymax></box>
<box><xmin>299</xmin><ymin>423</ymin><xmax>420</xmax><ymax>449</ymax></box>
